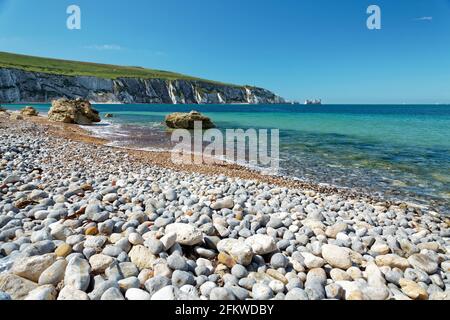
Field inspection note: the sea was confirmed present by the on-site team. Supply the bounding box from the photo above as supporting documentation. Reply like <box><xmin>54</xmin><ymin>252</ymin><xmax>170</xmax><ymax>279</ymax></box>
<box><xmin>6</xmin><ymin>104</ymin><xmax>450</xmax><ymax>214</ymax></box>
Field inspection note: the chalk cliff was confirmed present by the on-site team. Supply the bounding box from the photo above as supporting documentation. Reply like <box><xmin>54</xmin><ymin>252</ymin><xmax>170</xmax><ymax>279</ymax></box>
<box><xmin>0</xmin><ymin>68</ymin><xmax>285</xmax><ymax>104</ymax></box>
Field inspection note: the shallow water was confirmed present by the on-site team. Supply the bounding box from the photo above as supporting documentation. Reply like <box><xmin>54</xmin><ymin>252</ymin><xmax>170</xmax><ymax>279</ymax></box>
<box><xmin>6</xmin><ymin>104</ymin><xmax>450</xmax><ymax>213</ymax></box>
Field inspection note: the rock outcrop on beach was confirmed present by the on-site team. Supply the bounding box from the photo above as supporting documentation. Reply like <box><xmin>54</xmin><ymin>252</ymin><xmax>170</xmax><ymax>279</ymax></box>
<box><xmin>0</xmin><ymin>68</ymin><xmax>285</xmax><ymax>105</ymax></box>
<box><xmin>20</xmin><ymin>106</ymin><xmax>38</xmax><ymax>117</ymax></box>
<box><xmin>165</xmin><ymin>111</ymin><xmax>215</xmax><ymax>129</ymax></box>
<box><xmin>9</xmin><ymin>113</ymin><xmax>23</xmax><ymax>120</ymax></box>
<box><xmin>48</xmin><ymin>98</ymin><xmax>101</xmax><ymax>125</ymax></box>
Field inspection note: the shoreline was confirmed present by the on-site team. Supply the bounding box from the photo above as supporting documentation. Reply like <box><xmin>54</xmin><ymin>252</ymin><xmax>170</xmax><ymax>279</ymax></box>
<box><xmin>0</xmin><ymin>111</ymin><xmax>449</xmax><ymax>301</ymax></box>
<box><xmin>14</xmin><ymin>113</ymin><xmax>418</xmax><ymax>211</ymax></box>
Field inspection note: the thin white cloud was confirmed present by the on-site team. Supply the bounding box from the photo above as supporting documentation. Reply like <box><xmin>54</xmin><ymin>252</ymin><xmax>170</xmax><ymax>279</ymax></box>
<box><xmin>0</xmin><ymin>36</ymin><xmax>23</xmax><ymax>42</ymax></box>
<box><xmin>84</xmin><ymin>44</ymin><xmax>123</xmax><ymax>51</ymax></box>
<box><xmin>414</xmin><ymin>16</ymin><xmax>433</xmax><ymax>21</ymax></box>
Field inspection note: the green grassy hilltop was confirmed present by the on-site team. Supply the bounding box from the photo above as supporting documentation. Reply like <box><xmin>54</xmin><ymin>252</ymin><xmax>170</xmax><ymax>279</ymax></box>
<box><xmin>0</xmin><ymin>51</ymin><xmax>239</xmax><ymax>87</ymax></box>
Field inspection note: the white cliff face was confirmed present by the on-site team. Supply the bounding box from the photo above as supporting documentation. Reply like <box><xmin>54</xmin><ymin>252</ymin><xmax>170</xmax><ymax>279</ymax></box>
<box><xmin>218</xmin><ymin>93</ymin><xmax>225</xmax><ymax>104</ymax></box>
<box><xmin>195</xmin><ymin>88</ymin><xmax>203</xmax><ymax>103</ymax></box>
<box><xmin>245</xmin><ymin>87</ymin><xmax>255</xmax><ymax>104</ymax></box>
<box><xmin>167</xmin><ymin>81</ymin><xmax>179</xmax><ymax>104</ymax></box>
<box><xmin>0</xmin><ymin>68</ymin><xmax>285</xmax><ymax>104</ymax></box>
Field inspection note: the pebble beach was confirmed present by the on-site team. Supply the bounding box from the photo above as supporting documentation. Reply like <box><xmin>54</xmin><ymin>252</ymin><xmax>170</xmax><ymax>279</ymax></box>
<box><xmin>0</xmin><ymin>112</ymin><xmax>449</xmax><ymax>301</ymax></box>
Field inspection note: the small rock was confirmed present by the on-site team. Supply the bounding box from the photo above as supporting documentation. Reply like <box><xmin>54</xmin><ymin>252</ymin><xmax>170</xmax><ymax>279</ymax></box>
<box><xmin>371</xmin><ymin>241</ymin><xmax>391</xmax><ymax>255</ymax></box>
<box><xmin>244</xmin><ymin>234</ymin><xmax>277</xmax><ymax>255</ymax></box>
<box><xmin>335</xmin><ymin>281</ymin><xmax>364</xmax><ymax>300</ymax></box>
<box><xmin>200</xmin><ymin>282</ymin><xmax>217</xmax><ymax>298</ymax></box>
<box><xmin>229</xmin><ymin>286</ymin><xmax>249</xmax><ymax>300</ymax></box>
<box><xmin>160</xmin><ymin>232</ymin><xmax>177</xmax><ymax>251</ymax></box>
<box><xmin>267</xmin><ymin>217</ymin><xmax>283</xmax><ymax>229</ymax></box>
<box><xmin>210</xmin><ymin>287</ymin><xmax>236</xmax><ymax>300</ymax></box>
<box><xmin>20</xmin><ymin>106</ymin><xmax>39</xmax><ymax>116</ymax></box>
<box><xmin>129</xmin><ymin>245</ymin><xmax>156</xmax><ymax>270</ymax></box>
<box><xmin>165</xmin><ymin>223</ymin><xmax>203</xmax><ymax>246</ymax></box>
<box><xmin>118</xmin><ymin>262</ymin><xmax>140</xmax><ymax>278</ymax></box>
<box><xmin>365</xmin><ymin>262</ymin><xmax>386</xmax><ymax>288</ymax></box>
<box><xmin>2</xmin><ymin>174</ymin><xmax>20</xmax><ymax>185</ymax></box>
<box><xmin>84</xmin><ymin>236</ymin><xmax>108</xmax><ymax>249</ymax></box>
<box><xmin>325</xmin><ymin>283</ymin><xmax>344</xmax><ymax>300</ymax></box>
<box><xmin>85</xmin><ymin>226</ymin><xmax>99</xmax><ymax>236</ymax></box>
<box><xmin>270</xmin><ymin>253</ymin><xmax>288</xmax><ymax>269</ymax></box>
<box><xmin>399</xmin><ymin>278</ymin><xmax>429</xmax><ymax>300</ymax></box>
<box><xmin>306</xmin><ymin>268</ymin><xmax>327</xmax><ymax>285</ymax></box>
<box><xmin>285</xmin><ymin>288</ymin><xmax>309</xmax><ymax>300</ymax></box>
<box><xmin>129</xmin><ymin>233</ymin><xmax>144</xmax><ymax>245</ymax></box>
<box><xmin>321</xmin><ymin>244</ymin><xmax>352</xmax><ymax>270</ymax></box>
<box><xmin>363</xmin><ymin>286</ymin><xmax>389</xmax><ymax>300</ymax></box>
<box><xmin>408</xmin><ymin>254</ymin><xmax>439</xmax><ymax>275</ymax></box>
<box><xmin>218</xmin><ymin>252</ymin><xmax>237</xmax><ymax>268</ymax></box>
<box><xmin>346</xmin><ymin>267</ymin><xmax>363</xmax><ymax>280</ymax></box>
<box><xmin>172</xmin><ymin>270</ymin><xmax>195</xmax><ymax>287</ymax></box>
<box><xmin>0</xmin><ymin>274</ymin><xmax>38</xmax><ymax>300</ymax></box>
<box><xmin>103</xmin><ymin>193</ymin><xmax>118</xmax><ymax>203</ymax></box>
<box><xmin>64</xmin><ymin>257</ymin><xmax>91</xmax><ymax>291</ymax></box>
<box><xmin>55</xmin><ymin>243</ymin><xmax>72</xmax><ymax>257</ymax></box>
<box><xmin>101</xmin><ymin>287</ymin><xmax>125</xmax><ymax>300</ymax></box>
<box><xmin>57</xmin><ymin>286</ymin><xmax>90</xmax><ymax>300</ymax></box>
<box><xmin>330</xmin><ymin>269</ymin><xmax>352</xmax><ymax>282</ymax></box>
<box><xmin>266</xmin><ymin>269</ymin><xmax>288</xmax><ymax>284</ymax></box>
<box><xmin>231</xmin><ymin>264</ymin><xmax>248</xmax><ymax>279</ymax></box>
<box><xmin>11</xmin><ymin>253</ymin><xmax>57</xmax><ymax>282</ymax></box>
<box><xmin>325</xmin><ymin>222</ymin><xmax>348</xmax><ymax>238</ymax></box>
<box><xmin>138</xmin><ymin>269</ymin><xmax>153</xmax><ymax>285</ymax></box>
<box><xmin>167</xmin><ymin>254</ymin><xmax>188</xmax><ymax>271</ymax></box>
<box><xmin>125</xmin><ymin>288</ymin><xmax>152</xmax><ymax>300</ymax></box>
<box><xmin>118</xmin><ymin>277</ymin><xmax>140</xmax><ymax>291</ymax></box>
<box><xmin>30</xmin><ymin>229</ymin><xmax>52</xmax><ymax>243</ymax></box>
<box><xmin>164</xmin><ymin>189</ymin><xmax>177</xmax><ymax>201</ymax></box>
<box><xmin>38</xmin><ymin>260</ymin><xmax>67</xmax><ymax>286</ymax></box>
<box><xmin>375</xmin><ymin>254</ymin><xmax>410</xmax><ymax>270</ymax></box>
<box><xmin>252</xmin><ymin>283</ymin><xmax>273</xmax><ymax>300</ymax></box>
<box><xmin>151</xmin><ymin>285</ymin><xmax>180</xmax><ymax>300</ymax></box>
<box><xmin>217</xmin><ymin>239</ymin><xmax>253</xmax><ymax>266</ymax></box>
<box><xmin>145</xmin><ymin>275</ymin><xmax>171</xmax><ymax>296</ymax></box>
<box><xmin>441</xmin><ymin>261</ymin><xmax>450</xmax><ymax>272</ymax></box>
<box><xmin>269</xmin><ymin>280</ymin><xmax>285</xmax><ymax>294</ymax></box>
<box><xmin>145</xmin><ymin>238</ymin><xmax>164</xmax><ymax>254</ymax></box>
<box><xmin>301</xmin><ymin>252</ymin><xmax>325</xmax><ymax>269</ymax></box>
<box><xmin>25</xmin><ymin>285</ymin><xmax>57</xmax><ymax>300</ymax></box>
<box><xmin>89</xmin><ymin>254</ymin><xmax>115</xmax><ymax>273</ymax></box>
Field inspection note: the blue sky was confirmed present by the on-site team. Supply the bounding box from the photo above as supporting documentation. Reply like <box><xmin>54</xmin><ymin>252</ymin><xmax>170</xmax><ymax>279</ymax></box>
<box><xmin>0</xmin><ymin>0</ymin><xmax>449</xmax><ymax>104</ymax></box>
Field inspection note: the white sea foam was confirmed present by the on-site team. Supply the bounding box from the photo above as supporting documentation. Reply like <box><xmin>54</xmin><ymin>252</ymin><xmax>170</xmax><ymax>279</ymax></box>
<box><xmin>81</xmin><ymin>122</ymin><xmax>131</xmax><ymax>139</ymax></box>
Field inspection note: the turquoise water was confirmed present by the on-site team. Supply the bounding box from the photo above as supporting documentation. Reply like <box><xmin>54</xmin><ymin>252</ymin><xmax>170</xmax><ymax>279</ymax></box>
<box><xmin>6</xmin><ymin>104</ymin><xmax>450</xmax><ymax>213</ymax></box>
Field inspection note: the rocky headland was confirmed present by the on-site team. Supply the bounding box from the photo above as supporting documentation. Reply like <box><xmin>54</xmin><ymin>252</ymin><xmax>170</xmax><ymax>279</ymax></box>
<box><xmin>0</xmin><ymin>113</ymin><xmax>449</xmax><ymax>301</ymax></box>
